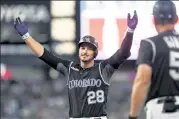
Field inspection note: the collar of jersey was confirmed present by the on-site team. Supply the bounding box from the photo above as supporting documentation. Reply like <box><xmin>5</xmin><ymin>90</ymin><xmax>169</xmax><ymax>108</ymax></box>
<box><xmin>74</xmin><ymin>63</ymin><xmax>98</xmax><ymax>70</ymax></box>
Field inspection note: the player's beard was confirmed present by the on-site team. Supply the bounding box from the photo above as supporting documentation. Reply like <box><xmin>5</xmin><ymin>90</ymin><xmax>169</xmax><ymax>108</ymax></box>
<box><xmin>80</xmin><ymin>56</ymin><xmax>93</xmax><ymax>63</ymax></box>
<box><xmin>80</xmin><ymin>57</ymin><xmax>94</xmax><ymax>68</ymax></box>
<box><xmin>80</xmin><ymin>53</ymin><xmax>94</xmax><ymax>63</ymax></box>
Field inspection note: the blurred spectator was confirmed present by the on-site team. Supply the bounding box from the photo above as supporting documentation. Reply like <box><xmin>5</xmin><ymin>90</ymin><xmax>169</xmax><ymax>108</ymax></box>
<box><xmin>1</xmin><ymin>63</ymin><xmax>12</xmax><ymax>80</ymax></box>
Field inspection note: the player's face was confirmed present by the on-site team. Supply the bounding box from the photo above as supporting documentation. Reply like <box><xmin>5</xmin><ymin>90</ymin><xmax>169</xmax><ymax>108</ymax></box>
<box><xmin>79</xmin><ymin>43</ymin><xmax>95</xmax><ymax>62</ymax></box>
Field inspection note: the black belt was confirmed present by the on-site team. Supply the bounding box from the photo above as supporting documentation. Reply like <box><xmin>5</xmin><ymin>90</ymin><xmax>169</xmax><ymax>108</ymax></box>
<box><xmin>157</xmin><ymin>96</ymin><xmax>176</xmax><ymax>104</ymax></box>
<box><xmin>157</xmin><ymin>98</ymin><xmax>166</xmax><ymax>104</ymax></box>
<box><xmin>157</xmin><ymin>96</ymin><xmax>179</xmax><ymax>109</ymax></box>
<box><xmin>156</xmin><ymin>96</ymin><xmax>179</xmax><ymax>113</ymax></box>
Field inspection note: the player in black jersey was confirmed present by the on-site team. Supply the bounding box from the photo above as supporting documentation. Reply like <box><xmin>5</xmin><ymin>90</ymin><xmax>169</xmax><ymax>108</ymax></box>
<box><xmin>14</xmin><ymin>11</ymin><xmax>138</xmax><ymax>118</ymax></box>
<box><xmin>129</xmin><ymin>1</ymin><xmax>179</xmax><ymax>119</ymax></box>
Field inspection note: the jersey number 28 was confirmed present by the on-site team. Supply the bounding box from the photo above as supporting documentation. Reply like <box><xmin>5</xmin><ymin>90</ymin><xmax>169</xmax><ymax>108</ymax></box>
<box><xmin>169</xmin><ymin>51</ymin><xmax>179</xmax><ymax>80</ymax></box>
<box><xmin>87</xmin><ymin>90</ymin><xmax>104</xmax><ymax>104</ymax></box>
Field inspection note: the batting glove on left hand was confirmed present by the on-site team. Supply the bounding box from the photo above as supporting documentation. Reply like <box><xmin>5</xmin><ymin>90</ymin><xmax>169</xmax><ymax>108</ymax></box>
<box><xmin>127</xmin><ymin>10</ymin><xmax>138</xmax><ymax>32</ymax></box>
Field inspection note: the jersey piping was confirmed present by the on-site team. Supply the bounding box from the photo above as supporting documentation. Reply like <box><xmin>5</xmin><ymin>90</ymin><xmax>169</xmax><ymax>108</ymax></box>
<box><xmin>143</xmin><ymin>39</ymin><xmax>156</xmax><ymax>63</ymax></box>
<box><xmin>99</xmin><ymin>62</ymin><xmax>110</xmax><ymax>86</ymax></box>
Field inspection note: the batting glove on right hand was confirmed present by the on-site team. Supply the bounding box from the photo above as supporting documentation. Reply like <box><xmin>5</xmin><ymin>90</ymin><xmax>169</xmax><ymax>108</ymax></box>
<box><xmin>14</xmin><ymin>17</ymin><xmax>30</xmax><ymax>40</ymax></box>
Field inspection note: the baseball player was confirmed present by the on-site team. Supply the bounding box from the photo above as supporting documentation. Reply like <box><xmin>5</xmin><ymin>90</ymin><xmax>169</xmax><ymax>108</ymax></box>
<box><xmin>128</xmin><ymin>1</ymin><xmax>179</xmax><ymax>119</ymax></box>
<box><xmin>14</xmin><ymin>11</ymin><xmax>138</xmax><ymax>118</ymax></box>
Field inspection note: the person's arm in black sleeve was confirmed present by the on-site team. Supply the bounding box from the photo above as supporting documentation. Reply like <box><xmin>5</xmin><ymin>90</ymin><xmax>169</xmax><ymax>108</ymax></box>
<box><xmin>39</xmin><ymin>48</ymin><xmax>71</xmax><ymax>75</ymax></box>
<box><xmin>103</xmin><ymin>31</ymin><xmax>134</xmax><ymax>69</ymax></box>
<box><xmin>98</xmin><ymin>31</ymin><xmax>134</xmax><ymax>85</ymax></box>
<box><xmin>102</xmin><ymin>10</ymin><xmax>138</xmax><ymax>69</ymax></box>
<box><xmin>99</xmin><ymin>10</ymin><xmax>138</xmax><ymax>84</ymax></box>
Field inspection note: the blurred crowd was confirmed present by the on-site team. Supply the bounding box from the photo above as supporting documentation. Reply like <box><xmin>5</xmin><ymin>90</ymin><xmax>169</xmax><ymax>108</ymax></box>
<box><xmin>1</xmin><ymin>74</ymin><xmax>69</xmax><ymax>119</ymax></box>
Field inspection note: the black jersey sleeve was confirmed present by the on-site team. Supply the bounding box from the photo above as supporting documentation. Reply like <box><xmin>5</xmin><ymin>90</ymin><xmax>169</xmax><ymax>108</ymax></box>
<box><xmin>136</xmin><ymin>39</ymin><xmax>154</xmax><ymax>66</ymax></box>
<box><xmin>39</xmin><ymin>48</ymin><xmax>72</xmax><ymax>76</ymax></box>
<box><xmin>98</xmin><ymin>32</ymin><xmax>134</xmax><ymax>84</ymax></box>
<box><xmin>102</xmin><ymin>32</ymin><xmax>134</xmax><ymax>69</ymax></box>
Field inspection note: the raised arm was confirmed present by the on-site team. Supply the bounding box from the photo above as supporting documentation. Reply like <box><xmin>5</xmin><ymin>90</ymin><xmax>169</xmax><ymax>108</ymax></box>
<box><xmin>14</xmin><ymin>17</ymin><xmax>44</xmax><ymax>57</ymax></box>
<box><xmin>14</xmin><ymin>17</ymin><xmax>71</xmax><ymax>74</ymax></box>
<box><xmin>103</xmin><ymin>10</ymin><xmax>138</xmax><ymax>69</ymax></box>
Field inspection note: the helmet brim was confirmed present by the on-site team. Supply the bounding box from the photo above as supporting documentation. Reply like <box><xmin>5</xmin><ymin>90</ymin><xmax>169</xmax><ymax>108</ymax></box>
<box><xmin>78</xmin><ymin>42</ymin><xmax>97</xmax><ymax>50</ymax></box>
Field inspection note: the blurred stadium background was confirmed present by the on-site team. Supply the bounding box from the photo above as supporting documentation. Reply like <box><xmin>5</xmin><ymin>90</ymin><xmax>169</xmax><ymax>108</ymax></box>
<box><xmin>1</xmin><ymin>1</ymin><xmax>179</xmax><ymax>119</ymax></box>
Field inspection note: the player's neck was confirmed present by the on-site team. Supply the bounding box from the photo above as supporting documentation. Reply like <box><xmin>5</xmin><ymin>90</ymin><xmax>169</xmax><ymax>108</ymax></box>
<box><xmin>80</xmin><ymin>60</ymin><xmax>94</xmax><ymax>69</ymax></box>
<box><xmin>157</xmin><ymin>24</ymin><xmax>175</xmax><ymax>33</ymax></box>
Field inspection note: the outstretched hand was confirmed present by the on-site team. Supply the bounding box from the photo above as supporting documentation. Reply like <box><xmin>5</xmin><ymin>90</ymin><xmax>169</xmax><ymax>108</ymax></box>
<box><xmin>14</xmin><ymin>17</ymin><xmax>28</xmax><ymax>36</ymax></box>
<box><xmin>127</xmin><ymin>10</ymin><xmax>138</xmax><ymax>30</ymax></box>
